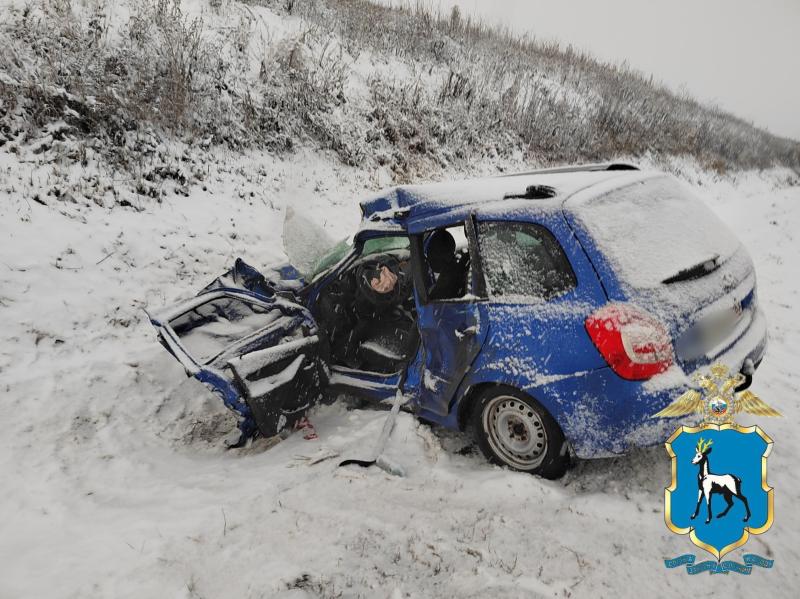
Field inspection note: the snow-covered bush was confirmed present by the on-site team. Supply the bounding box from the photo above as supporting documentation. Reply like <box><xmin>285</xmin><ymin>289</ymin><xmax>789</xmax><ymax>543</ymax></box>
<box><xmin>251</xmin><ymin>27</ymin><xmax>366</xmax><ymax>164</ymax></box>
<box><xmin>295</xmin><ymin>0</ymin><xmax>800</xmax><ymax>171</ymax></box>
<box><xmin>0</xmin><ymin>0</ymin><xmax>798</xmax><ymax>204</ymax></box>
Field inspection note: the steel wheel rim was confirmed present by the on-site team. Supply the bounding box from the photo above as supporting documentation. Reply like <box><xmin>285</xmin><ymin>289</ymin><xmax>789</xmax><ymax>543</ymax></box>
<box><xmin>483</xmin><ymin>395</ymin><xmax>547</xmax><ymax>469</ymax></box>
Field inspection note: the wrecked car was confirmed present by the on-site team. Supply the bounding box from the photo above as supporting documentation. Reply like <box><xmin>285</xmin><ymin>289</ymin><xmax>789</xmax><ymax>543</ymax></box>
<box><xmin>148</xmin><ymin>163</ymin><xmax>767</xmax><ymax>478</ymax></box>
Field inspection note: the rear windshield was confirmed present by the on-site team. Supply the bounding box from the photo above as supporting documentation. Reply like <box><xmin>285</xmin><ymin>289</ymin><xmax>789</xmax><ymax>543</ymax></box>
<box><xmin>170</xmin><ymin>297</ymin><xmax>280</xmax><ymax>364</ymax></box>
<box><xmin>572</xmin><ymin>176</ymin><xmax>740</xmax><ymax>289</ymax></box>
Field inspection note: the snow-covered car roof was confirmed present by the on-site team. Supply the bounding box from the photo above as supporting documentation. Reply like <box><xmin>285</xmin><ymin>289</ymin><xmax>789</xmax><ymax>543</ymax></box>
<box><xmin>359</xmin><ymin>163</ymin><xmax>646</xmax><ymax>225</ymax></box>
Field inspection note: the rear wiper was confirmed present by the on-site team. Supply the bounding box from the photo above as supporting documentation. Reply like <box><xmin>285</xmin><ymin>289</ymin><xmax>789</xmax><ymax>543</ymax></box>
<box><xmin>661</xmin><ymin>254</ymin><xmax>721</xmax><ymax>285</ymax></box>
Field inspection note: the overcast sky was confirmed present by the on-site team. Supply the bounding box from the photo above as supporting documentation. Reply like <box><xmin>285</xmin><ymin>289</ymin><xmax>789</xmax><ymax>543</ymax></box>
<box><xmin>381</xmin><ymin>0</ymin><xmax>800</xmax><ymax>141</ymax></box>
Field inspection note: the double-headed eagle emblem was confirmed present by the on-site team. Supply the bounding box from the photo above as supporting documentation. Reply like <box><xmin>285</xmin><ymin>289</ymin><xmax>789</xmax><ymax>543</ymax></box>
<box><xmin>653</xmin><ymin>363</ymin><xmax>781</xmax><ymax>424</ymax></box>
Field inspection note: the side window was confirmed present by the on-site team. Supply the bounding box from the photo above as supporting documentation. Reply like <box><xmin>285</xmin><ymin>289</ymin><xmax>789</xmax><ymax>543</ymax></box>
<box><xmin>476</xmin><ymin>221</ymin><xmax>576</xmax><ymax>300</ymax></box>
<box><xmin>418</xmin><ymin>224</ymin><xmax>473</xmax><ymax>302</ymax></box>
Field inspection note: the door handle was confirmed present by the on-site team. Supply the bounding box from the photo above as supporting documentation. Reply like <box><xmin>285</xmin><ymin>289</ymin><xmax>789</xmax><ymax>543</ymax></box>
<box><xmin>455</xmin><ymin>325</ymin><xmax>478</xmax><ymax>339</ymax></box>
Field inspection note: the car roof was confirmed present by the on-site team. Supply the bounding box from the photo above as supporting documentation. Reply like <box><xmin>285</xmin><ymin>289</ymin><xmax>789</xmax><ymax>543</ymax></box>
<box><xmin>358</xmin><ymin>163</ymin><xmax>654</xmax><ymax>229</ymax></box>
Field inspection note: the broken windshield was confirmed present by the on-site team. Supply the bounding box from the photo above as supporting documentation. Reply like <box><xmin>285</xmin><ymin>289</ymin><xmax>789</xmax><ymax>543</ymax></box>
<box><xmin>307</xmin><ymin>237</ymin><xmax>353</xmax><ymax>281</ymax></box>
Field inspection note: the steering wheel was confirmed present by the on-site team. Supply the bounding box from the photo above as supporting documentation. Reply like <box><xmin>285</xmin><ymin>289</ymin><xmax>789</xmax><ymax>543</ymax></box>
<box><xmin>354</xmin><ymin>254</ymin><xmax>404</xmax><ymax>307</ymax></box>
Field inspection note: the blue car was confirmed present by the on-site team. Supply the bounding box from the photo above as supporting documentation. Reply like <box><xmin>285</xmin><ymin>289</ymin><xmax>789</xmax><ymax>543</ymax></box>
<box><xmin>149</xmin><ymin>163</ymin><xmax>767</xmax><ymax>478</ymax></box>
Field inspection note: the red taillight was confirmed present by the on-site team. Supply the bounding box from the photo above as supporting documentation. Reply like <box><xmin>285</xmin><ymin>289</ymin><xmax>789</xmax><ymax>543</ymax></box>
<box><xmin>585</xmin><ymin>304</ymin><xmax>674</xmax><ymax>380</ymax></box>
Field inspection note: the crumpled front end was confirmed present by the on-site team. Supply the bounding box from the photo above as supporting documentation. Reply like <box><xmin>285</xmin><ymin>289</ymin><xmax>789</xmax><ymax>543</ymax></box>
<box><xmin>147</xmin><ymin>258</ymin><xmax>325</xmax><ymax>445</ymax></box>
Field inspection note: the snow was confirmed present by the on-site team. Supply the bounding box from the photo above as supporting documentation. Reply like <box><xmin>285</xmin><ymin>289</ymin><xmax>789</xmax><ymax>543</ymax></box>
<box><xmin>3</xmin><ymin>109</ymin><xmax>800</xmax><ymax>597</ymax></box>
<box><xmin>244</xmin><ymin>353</ymin><xmax>305</xmax><ymax>399</ymax></box>
<box><xmin>360</xmin><ymin>341</ymin><xmax>404</xmax><ymax>361</ymax></box>
<box><xmin>170</xmin><ymin>297</ymin><xmax>284</xmax><ymax>364</ymax></box>
<box><xmin>228</xmin><ymin>334</ymin><xmax>319</xmax><ymax>394</ymax></box>
<box><xmin>2</xmin><ymin>2</ymin><xmax>800</xmax><ymax>595</ymax></box>
<box><xmin>363</xmin><ymin>169</ymin><xmax>629</xmax><ymax>222</ymax></box>
<box><xmin>328</xmin><ymin>371</ymin><xmax>397</xmax><ymax>392</ymax></box>
<box><xmin>570</xmin><ymin>173</ymin><xmax>742</xmax><ymax>289</ymax></box>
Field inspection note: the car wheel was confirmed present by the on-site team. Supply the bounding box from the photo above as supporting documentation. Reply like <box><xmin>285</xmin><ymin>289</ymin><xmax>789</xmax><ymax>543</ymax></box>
<box><xmin>471</xmin><ymin>386</ymin><xmax>569</xmax><ymax>479</ymax></box>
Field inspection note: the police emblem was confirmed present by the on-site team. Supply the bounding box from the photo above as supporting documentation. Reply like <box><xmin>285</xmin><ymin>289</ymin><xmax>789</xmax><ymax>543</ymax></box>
<box><xmin>653</xmin><ymin>363</ymin><xmax>781</xmax><ymax>574</ymax></box>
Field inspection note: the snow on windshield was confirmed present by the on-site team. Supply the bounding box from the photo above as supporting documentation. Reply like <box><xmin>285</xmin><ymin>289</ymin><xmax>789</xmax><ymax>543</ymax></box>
<box><xmin>573</xmin><ymin>176</ymin><xmax>741</xmax><ymax>289</ymax></box>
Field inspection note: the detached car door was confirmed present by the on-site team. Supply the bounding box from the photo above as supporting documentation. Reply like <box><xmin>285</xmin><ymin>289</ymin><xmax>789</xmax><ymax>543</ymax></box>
<box><xmin>147</xmin><ymin>259</ymin><xmax>326</xmax><ymax>440</ymax></box>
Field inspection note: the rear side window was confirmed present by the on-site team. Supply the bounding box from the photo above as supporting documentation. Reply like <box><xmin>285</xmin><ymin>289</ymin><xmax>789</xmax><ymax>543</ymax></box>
<box><xmin>477</xmin><ymin>221</ymin><xmax>576</xmax><ymax>300</ymax></box>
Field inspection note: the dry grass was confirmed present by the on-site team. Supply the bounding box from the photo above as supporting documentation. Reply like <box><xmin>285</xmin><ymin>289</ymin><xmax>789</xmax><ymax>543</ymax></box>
<box><xmin>1</xmin><ymin>0</ymin><xmax>797</xmax><ymax>192</ymax></box>
<box><xmin>296</xmin><ymin>0</ymin><xmax>799</xmax><ymax>171</ymax></box>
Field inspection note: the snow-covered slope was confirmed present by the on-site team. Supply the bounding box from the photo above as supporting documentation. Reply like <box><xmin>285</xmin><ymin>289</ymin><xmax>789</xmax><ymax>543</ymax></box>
<box><xmin>2</xmin><ymin>135</ymin><xmax>799</xmax><ymax>598</ymax></box>
<box><xmin>2</xmin><ymin>1</ymin><xmax>800</xmax><ymax>597</ymax></box>
<box><xmin>3</xmin><ymin>0</ymin><xmax>798</xmax><ymax>193</ymax></box>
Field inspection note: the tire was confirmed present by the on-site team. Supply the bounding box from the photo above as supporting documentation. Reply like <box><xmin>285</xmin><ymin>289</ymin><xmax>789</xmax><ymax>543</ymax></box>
<box><xmin>471</xmin><ymin>386</ymin><xmax>569</xmax><ymax>479</ymax></box>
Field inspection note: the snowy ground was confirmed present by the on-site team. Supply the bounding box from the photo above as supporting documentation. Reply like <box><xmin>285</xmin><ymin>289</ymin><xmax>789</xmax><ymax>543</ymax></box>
<box><xmin>1</xmin><ymin>148</ymin><xmax>799</xmax><ymax>599</ymax></box>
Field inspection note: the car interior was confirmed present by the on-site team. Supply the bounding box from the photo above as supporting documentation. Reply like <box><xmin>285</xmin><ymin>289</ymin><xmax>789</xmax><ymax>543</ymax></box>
<box><xmin>312</xmin><ymin>235</ymin><xmax>418</xmax><ymax>374</ymax></box>
<box><xmin>312</xmin><ymin>227</ymin><xmax>473</xmax><ymax>375</ymax></box>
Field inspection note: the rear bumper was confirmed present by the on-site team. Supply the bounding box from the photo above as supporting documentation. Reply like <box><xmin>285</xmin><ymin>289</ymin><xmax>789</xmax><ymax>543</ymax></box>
<box><xmin>548</xmin><ymin>308</ymin><xmax>767</xmax><ymax>459</ymax></box>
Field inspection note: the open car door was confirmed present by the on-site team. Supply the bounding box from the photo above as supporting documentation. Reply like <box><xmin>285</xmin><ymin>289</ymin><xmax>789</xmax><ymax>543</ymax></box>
<box><xmin>407</xmin><ymin>217</ymin><xmax>490</xmax><ymax>419</ymax></box>
<box><xmin>147</xmin><ymin>259</ymin><xmax>326</xmax><ymax>444</ymax></box>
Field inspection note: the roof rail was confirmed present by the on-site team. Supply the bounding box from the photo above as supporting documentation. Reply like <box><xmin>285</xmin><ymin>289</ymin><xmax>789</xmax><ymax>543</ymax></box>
<box><xmin>498</xmin><ymin>162</ymin><xmax>639</xmax><ymax>178</ymax></box>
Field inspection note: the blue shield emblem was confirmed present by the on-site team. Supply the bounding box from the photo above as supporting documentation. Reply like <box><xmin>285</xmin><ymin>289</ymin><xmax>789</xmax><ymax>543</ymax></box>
<box><xmin>665</xmin><ymin>424</ymin><xmax>773</xmax><ymax>560</ymax></box>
